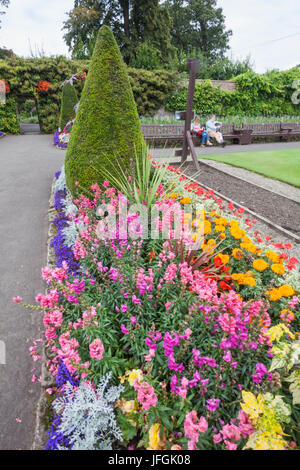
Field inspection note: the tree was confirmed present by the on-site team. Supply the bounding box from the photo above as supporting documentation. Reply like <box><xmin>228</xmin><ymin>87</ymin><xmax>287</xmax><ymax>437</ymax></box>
<box><xmin>59</xmin><ymin>83</ymin><xmax>78</xmax><ymax>130</ymax></box>
<box><xmin>63</xmin><ymin>1</ymin><xmax>173</xmax><ymax>64</ymax></box>
<box><xmin>0</xmin><ymin>0</ymin><xmax>9</xmax><ymax>28</ymax></box>
<box><xmin>166</xmin><ymin>0</ymin><xmax>232</xmax><ymax>58</ymax></box>
<box><xmin>65</xmin><ymin>25</ymin><xmax>145</xmax><ymax>196</ymax></box>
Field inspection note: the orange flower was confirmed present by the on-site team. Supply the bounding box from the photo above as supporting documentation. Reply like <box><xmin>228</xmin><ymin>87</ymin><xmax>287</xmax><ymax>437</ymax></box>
<box><xmin>271</xmin><ymin>264</ymin><xmax>285</xmax><ymax>275</ymax></box>
<box><xmin>253</xmin><ymin>259</ymin><xmax>269</xmax><ymax>271</ymax></box>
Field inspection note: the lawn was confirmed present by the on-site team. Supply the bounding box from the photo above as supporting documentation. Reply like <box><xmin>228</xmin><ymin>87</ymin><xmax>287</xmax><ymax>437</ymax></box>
<box><xmin>199</xmin><ymin>148</ymin><xmax>300</xmax><ymax>188</ymax></box>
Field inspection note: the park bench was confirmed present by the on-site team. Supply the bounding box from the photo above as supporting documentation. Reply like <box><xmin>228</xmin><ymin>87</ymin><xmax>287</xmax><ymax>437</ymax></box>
<box><xmin>141</xmin><ymin>122</ymin><xmax>253</xmax><ymax>145</ymax></box>
<box><xmin>141</xmin><ymin>121</ymin><xmax>300</xmax><ymax>146</ymax></box>
<box><xmin>242</xmin><ymin>122</ymin><xmax>300</xmax><ymax>143</ymax></box>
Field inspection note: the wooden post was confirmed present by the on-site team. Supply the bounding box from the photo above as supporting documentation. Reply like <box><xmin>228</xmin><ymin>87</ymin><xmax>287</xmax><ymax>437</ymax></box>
<box><xmin>181</xmin><ymin>58</ymin><xmax>200</xmax><ymax>163</ymax></box>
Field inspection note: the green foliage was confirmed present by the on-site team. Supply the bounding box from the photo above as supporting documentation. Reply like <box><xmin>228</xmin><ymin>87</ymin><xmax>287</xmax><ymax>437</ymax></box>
<box><xmin>59</xmin><ymin>82</ymin><xmax>78</xmax><ymax>130</ymax></box>
<box><xmin>128</xmin><ymin>67</ymin><xmax>177</xmax><ymax>116</ymax></box>
<box><xmin>0</xmin><ymin>97</ymin><xmax>20</xmax><ymax>134</ymax></box>
<box><xmin>166</xmin><ymin>69</ymin><xmax>300</xmax><ymax>116</ymax></box>
<box><xmin>129</xmin><ymin>42</ymin><xmax>162</xmax><ymax>71</ymax></box>
<box><xmin>0</xmin><ymin>55</ymin><xmax>89</xmax><ymax>134</ymax></box>
<box><xmin>166</xmin><ymin>0</ymin><xmax>232</xmax><ymax>57</ymax></box>
<box><xmin>65</xmin><ymin>26</ymin><xmax>145</xmax><ymax>196</ymax></box>
<box><xmin>0</xmin><ymin>55</ymin><xmax>176</xmax><ymax>133</ymax></box>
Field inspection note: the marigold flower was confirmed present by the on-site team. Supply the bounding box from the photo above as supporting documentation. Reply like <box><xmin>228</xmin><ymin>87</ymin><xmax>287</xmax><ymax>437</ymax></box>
<box><xmin>253</xmin><ymin>259</ymin><xmax>269</xmax><ymax>271</ymax></box>
<box><xmin>278</xmin><ymin>285</ymin><xmax>295</xmax><ymax>297</ymax></box>
<box><xmin>271</xmin><ymin>264</ymin><xmax>285</xmax><ymax>275</ymax></box>
<box><xmin>232</xmin><ymin>248</ymin><xmax>243</xmax><ymax>260</ymax></box>
<box><xmin>180</xmin><ymin>197</ymin><xmax>191</xmax><ymax>204</ymax></box>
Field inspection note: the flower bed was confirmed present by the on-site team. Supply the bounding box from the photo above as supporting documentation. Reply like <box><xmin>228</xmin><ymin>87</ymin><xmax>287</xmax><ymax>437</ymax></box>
<box><xmin>16</xmin><ymin>164</ymin><xmax>300</xmax><ymax>451</ymax></box>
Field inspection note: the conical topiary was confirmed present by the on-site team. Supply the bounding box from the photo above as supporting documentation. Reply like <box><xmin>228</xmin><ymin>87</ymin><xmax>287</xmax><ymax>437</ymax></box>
<box><xmin>59</xmin><ymin>82</ymin><xmax>78</xmax><ymax>131</ymax></box>
<box><xmin>65</xmin><ymin>25</ymin><xmax>145</xmax><ymax>197</ymax></box>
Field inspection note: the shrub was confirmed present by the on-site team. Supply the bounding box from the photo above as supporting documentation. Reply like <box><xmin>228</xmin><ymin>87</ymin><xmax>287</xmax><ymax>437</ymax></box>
<box><xmin>65</xmin><ymin>26</ymin><xmax>145</xmax><ymax>196</ymax></box>
<box><xmin>0</xmin><ymin>97</ymin><xmax>20</xmax><ymax>134</ymax></box>
<box><xmin>59</xmin><ymin>82</ymin><xmax>78</xmax><ymax>131</ymax></box>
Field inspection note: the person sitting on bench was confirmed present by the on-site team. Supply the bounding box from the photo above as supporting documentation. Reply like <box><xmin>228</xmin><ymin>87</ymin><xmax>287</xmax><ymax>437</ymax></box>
<box><xmin>191</xmin><ymin>115</ymin><xmax>213</xmax><ymax>147</ymax></box>
<box><xmin>206</xmin><ymin>114</ymin><xmax>227</xmax><ymax>147</ymax></box>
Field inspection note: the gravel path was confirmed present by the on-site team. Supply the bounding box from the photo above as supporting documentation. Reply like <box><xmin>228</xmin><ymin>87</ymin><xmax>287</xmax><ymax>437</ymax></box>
<box><xmin>0</xmin><ymin>135</ymin><xmax>64</xmax><ymax>449</ymax></box>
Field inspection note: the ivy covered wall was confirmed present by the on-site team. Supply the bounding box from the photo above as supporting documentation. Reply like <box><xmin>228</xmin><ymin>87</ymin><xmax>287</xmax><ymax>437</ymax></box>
<box><xmin>166</xmin><ymin>69</ymin><xmax>300</xmax><ymax>117</ymax></box>
<box><xmin>0</xmin><ymin>56</ymin><xmax>176</xmax><ymax>134</ymax></box>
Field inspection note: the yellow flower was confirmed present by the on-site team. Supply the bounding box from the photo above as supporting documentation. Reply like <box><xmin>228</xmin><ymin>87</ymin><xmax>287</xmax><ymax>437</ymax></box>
<box><xmin>232</xmin><ymin>272</ymin><xmax>256</xmax><ymax>287</ymax></box>
<box><xmin>218</xmin><ymin>217</ymin><xmax>228</xmax><ymax>226</ymax></box>
<box><xmin>215</xmin><ymin>253</ymin><xmax>230</xmax><ymax>265</ymax></box>
<box><xmin>170</xmin><ymin>193</ymin><xmax>178</xmax><ymax>199</ymax></box>
<box><xmin>278</xmin><ymin>285</ymin><xmax>295</xmax><ymax>297</ymax></box>
<box><xmin>253</xmin><ymin>259</ymin><xmax>269</xmax><ymax>271</ymax></box>
<box><xmin>230</xmin><ymin>226</ymin><xmax>245</xmax><ymax>239</ymax></box>
<box><xmin>265</xmin><ymin>250</ymin><xmax>280</xmax><ymax>264</ymax></box>
<box><xmin>117</xmin><ymin>399</ymin><xmax>137</xmax><ymax>414</ymax></box>
<box><xmin>122</xmin><ymin>369</ymin><xmax>144</xmax><ymax>386</ymax></box>
<box><xmin>265</xmin><ymin>288</ymin><xmax>282</xmax><ymax>301</ymax></box>
<box><xmin>180</xmin><ymin>196</ymin><xmax>191</xmax><ymax>204</ymax></box>
<box><xmin>203</xmin><ymin>220</ymin><xmax>212</xmax><ymax>235</ymax></box>
<box><xmin>215</xmin><ymin>224</ymin><xmax>226</xmax><ymax>232</ymax></box>
<box><xmin>148</xmin><ymin>424</ymin><xmax>166</xmax><ymax>450</ymax></box>
<box><xmin>271</xmin><ymin>264</ymin><xmax>285</xmax><ymax>275</ymax></box>
<box><xmin>232</xmin><ymin>248</ymin><xmax>243</xmax><ymax>260</ymax></box>
<box><xmin>240</xmin><ymin>241</ymin><xmax>257</xmax><ymax>254</ymax></box>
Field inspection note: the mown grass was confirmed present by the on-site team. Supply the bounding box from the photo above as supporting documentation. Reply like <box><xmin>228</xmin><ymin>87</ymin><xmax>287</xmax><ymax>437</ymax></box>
<box><xmin>199</xmin><ymin>148</ymin><xmax>300</xmax><ymax>188</ymax></box>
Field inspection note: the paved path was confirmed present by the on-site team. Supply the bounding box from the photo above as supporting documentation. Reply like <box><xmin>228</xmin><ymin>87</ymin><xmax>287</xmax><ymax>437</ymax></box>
<box><xmin>0</xmin><ymin>135</ymin><xmax>64</xmax><ymax>449</ymax></box>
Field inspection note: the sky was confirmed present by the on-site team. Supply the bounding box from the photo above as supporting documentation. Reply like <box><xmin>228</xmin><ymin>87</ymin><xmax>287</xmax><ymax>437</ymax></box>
<box><xmin>0</xmin><ymin>0</ymin><xmax>300</xmax><ymax>73</ymax></box>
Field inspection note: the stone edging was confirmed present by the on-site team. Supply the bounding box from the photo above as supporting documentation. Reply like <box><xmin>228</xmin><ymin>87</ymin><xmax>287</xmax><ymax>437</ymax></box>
<box><xmin>31</xmin><ymin>178</ymin><xmax>59</xmax><ymax>450</ymax></box>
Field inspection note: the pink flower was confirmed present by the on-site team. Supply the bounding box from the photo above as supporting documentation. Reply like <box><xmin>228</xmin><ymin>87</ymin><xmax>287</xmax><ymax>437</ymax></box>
<box><xmin>134</xmin><ymin>380</ymin><xmax>158</xmax><ymax>410</ymax></box>
<box><xmin>89</xmin><ymin>338</ymin><xmax>104</xmax><ymax>360</ymax></box>
<box><xmin>213</xmin><ymin>433</ymin><xmax>223</xmax><ymax>444</ymax></box>
<box><xmin>121</xmin><ymin>324</ymin><xmax>129</xmax><ymax>335</ymax></box>
<box><xmin>13</xmin><ymin>296</ymin><xmax>22</xmax><ymax>303</ymax></box>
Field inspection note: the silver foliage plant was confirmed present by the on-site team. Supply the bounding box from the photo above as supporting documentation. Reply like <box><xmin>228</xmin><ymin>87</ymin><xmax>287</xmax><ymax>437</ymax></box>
<box><xmin>53</xmin><ymin>373</ymin><xmax>124</xmax><ymax>450</ymax></box>
<box><xmin>54</xmin><ymin>166</ymin><xmax>86</xmax><ymax>249</ymax></box>
<box><xmin>53</xmin><ymin>165</ymin><xmax>67</xmax><ymax>193</ymax></box>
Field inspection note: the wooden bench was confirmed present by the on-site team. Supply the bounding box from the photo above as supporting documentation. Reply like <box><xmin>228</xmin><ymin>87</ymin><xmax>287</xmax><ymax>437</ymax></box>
<box><xmin>141</xmin><ymin>121</ymin><xmax>300</xmax><ymax>146</ymax></box>
<box><xmin>242</xmin><ymin>122</ymin><xmax>300</xmax><ymax>143</ymax></box>
<box><xmin>141</xmin><ymin>123</ymin><xmax>252</xmax><ymax>146</ymax></box>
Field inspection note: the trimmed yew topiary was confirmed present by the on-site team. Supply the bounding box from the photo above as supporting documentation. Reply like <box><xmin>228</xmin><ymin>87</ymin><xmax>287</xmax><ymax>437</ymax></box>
<box><xmin>59</xmin><ymin>82</ymin><xmax>78</xmax><ymax>130</ymax></box>
<box><xmin>65</xmin><ymin>25</ymin><xmax>145</xmax><ymax>196</ymax></box>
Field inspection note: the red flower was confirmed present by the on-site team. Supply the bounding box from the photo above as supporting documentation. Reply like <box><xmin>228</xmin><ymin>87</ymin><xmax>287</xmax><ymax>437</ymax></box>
<box><xmin>37</xmin><ymin>80</ymin><xmax>51</xmax><ymax>93</ymax></box>
<box><xmin>0</xmin><ymin>80</ymin><xmax>10</xmax><ymax>93</ymax></box>
<box><xmin>219</xmin><ymin>281</ymin><xmax>231</xmax><ymax>290</ymax></box>
<box><xmin>148</xmin><ymin>251</ymin><xmax>156</xmax><ymax>260</ymax></box>
<box><xmin>284</xmin><ymin>243</ymin><xmax>292</xmax><ymax>250</ymax></box>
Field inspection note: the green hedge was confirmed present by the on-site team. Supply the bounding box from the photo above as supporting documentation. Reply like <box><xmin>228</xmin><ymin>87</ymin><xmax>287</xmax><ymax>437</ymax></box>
<box><xmin>0</xmin><ymin>97</ymin><xmax>20</xmax><ymax>134</ymax></box>
<box><xmin>166</xmin><ymin>69</ymin><xmax>300</xmax><ymax>116</ymax></box>
<box><xmin>66</xmin><ymin>26</ymin><xmax>145</xmax><ymax>197</ymax></box>
<box><xmin>0</xmin><ymin>56</ymin><xmax>177</xmax><ymax>134</ymax></box>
